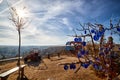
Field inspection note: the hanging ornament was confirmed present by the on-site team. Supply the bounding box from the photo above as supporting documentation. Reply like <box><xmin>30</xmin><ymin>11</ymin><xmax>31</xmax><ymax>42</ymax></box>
<box><xmin>80</xmin><ymin>49</ymin><xmax>85</xmax><ymax>55</ymax></box>
<box><xmin>117</xmin><ymin>27</ymin><xmax>120</xmax><ymax>32</ymax></box>
<box><xmin>111</xmin><ymin>32</ymin><xmax>113</xmax><ymax>35</ymax></box>
<box><xmin>84</xmin><ymin>30</ymin><xmax>87</xmax><ymax>34</ymax></box>
<box><xmin>91</xmin><ymin>29</ymin><xmax>95</xmax><ymax>33</ymax></box>
<box><xmin>81</xmin><ymin>63</ymin><xmax>89</xmax><ymax>68</ymax></box>
<box><xmin>78</xmin><ymin>37</ymin><xmax>82</xmax><ymax>42</ymax></box>
<box><xmin>93</xmin><ymin>64</ymin><xmax>102</xmax><ymax>71</ymax></box>
<box><xmin>77</xmin><ymin>52</ymin><xmax>82</xmax><ymax>58</ymax></box>
<box><xmin>64</xmin><ymin>64</ymin><xmax>69</xmax><ymax>70</ymax></box>
<box><xmin>74</xmin><ymin>37</ymin><xmax>82</xmax><ymax>42</ymax></box>
<box><xmin>93</xmin><ymin>35</ymin><xmax>99</xmax><ymax>41</ymax></box>
<box><xmin>82</xmin><ymin>41</ymin><xmax>86</xmax><ymax>46</ymax></box>
<box><xmin>74</xmin><ymin>38</ymin><xmax>78</xmax><ymax>42</ymax></box>
<box><xmin>99</xmin><ymin>29</ymin><xmax>105</xmax><ymax>37</ymax></box>
<box><xmin>110</xmin><ymin>23</ymin><xmax>113</xmax><ymax>28</ymax></box>
<box><xmin>70</xmin><ymin>63</ymin><xmax>76</xmax><ymax>69</ymax></box>
<box><xmin>72</xmin><ymin>64</ymin><xmax>76</xmax><ymax>69</ymax></box>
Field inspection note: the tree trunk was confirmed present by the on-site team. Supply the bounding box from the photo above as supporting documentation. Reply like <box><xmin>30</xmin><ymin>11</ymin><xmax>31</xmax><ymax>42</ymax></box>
<box><xmin>17</xmin><ymin>29</ymin><xmax>21</xmax><ymax>79</ymax></box>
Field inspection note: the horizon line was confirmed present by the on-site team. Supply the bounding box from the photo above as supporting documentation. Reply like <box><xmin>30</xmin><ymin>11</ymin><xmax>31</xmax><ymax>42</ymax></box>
<box><xmin>0</xmin><ymin>44</ymin><xmax>66</xmax><ymax>46</ymax></box>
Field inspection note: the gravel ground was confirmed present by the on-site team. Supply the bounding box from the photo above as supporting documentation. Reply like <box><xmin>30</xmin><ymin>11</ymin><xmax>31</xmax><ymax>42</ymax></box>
<box><xmin>0</xmin><ymin>55</ymin><xmax>106</xmax><ymax>80</ymax></box>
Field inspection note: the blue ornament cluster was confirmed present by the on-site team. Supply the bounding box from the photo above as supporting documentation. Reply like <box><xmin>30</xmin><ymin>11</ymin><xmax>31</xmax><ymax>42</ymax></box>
<box><xmin>91</xmin><ymin>28</ymin><xmax>105</xmax><ymax>41</ymax></box>
<box><xmin>74</xmin><ymin>37</ymin><xmax>82</xmax><ymax>42</ymax></box>
<box><xmin>64</xmin><ymin>21</ymin><xmax>120</xmax><ymax>79</ymax></box>
<box><xmin>64</xmin><ymin>63</ymin><xmax>76</xmax><ymax>70</ymax></box>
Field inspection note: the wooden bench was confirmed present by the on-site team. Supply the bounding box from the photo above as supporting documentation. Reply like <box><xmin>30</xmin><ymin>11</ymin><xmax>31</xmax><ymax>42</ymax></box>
<box><xmin>0</xmin><ymin>65</ymin><xmax>26</xmax><ymax>80</ymax></box>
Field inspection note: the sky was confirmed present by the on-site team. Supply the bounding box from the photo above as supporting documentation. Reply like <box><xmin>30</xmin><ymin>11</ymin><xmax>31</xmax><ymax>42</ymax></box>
<box><xmin>0</xmin><ymin>0</ymin><xmax>120</xmax><ymax>46</ymax></box>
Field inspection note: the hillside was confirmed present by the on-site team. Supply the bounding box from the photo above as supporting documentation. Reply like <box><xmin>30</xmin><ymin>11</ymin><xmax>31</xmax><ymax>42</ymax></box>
<box><xmin>0</xmin><ymin>46</ymin><xmax>65</xmax><ymax>59</ymax></box>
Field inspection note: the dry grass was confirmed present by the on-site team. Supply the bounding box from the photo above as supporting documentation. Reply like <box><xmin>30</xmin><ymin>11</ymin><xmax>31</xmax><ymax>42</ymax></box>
<box><xmin>0</xmin><ymin>55</ymin><xmax>106</xmax><ymax>80</ymax></box>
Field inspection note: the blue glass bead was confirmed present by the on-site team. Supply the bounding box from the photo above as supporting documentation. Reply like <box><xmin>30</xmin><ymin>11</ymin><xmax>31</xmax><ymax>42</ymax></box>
<box><xmin>99</xmin><ymin>31</ymin><xmax>104</xmax><ymax>37</ymax></box>
<box><xmin>102</xmin><ymin>28</ymin><xmax>105</xmax><ymax>33</ymax></box>
<box><xmin>117</xmin><ymin>27</ymin><xmax>120</xmax><ymax>32</ymax></box>
<box><xmin>70</xmin><ymin>64</ymin><xmax>73</xmax><ymax>69</ymax></box>
<box><xmin>110</xmin><ymin>23</ymin><xmax>113</xmax><ymax>28</ymax></box>
<box><xmin>72</xmin><ymin>64</ymin><xmax>76</xmax><ymax>69</ymax></box>
<box><xmin>84</xmin><ymin>30</ymin><xmax>87</xmax><ymax>34</ymax></box>
<box><xmin>77</xmin><ymin>53</ymin><xmax>81</xmax><ymax>58</ymax></box>
<box><xmin>96</xmin><ymin>32</ymin><xmax>101</xmax><ymax>37</ymax></box>
<box><xmin>70</xmin><ymin>63</ymin><xmax>76</xmax><ymax>69</ymax></box>
<box><xmin>74</xmin><ymin>38</ymin><xmax>78</xmax><ymax>42</ymax></box>
<box><xmin>80</xmin><ymin>49</ymin><xmax>85</xmax><ymax>55</ymax></box>
<box><xmin>64</xmin><ymin>64</ymin><xmax>69</xmax><ymax>70</ymax></box>
<box><xmin>82</xmin><ymin>41</ymin><xmax>86</xmax><ymax>46</ymax></box>
<box><xmin>91</xmin><ymin>29</ymin><xmax>95</xmax><ymax>33</ymax></box>
<box><xmin>94</xmin><ymin>31</ymin><xmax>97</xmax><ymax>34</ymax></box>
<box><xmin>78</xmin><ymin>37</ymin><xmax>82</xmax><ymax>42</ymax></box>
<box><xmin>93</xmin><ymin>35</ymin><xmax>99</xmax><ymax>41</ymax></box>
<box><xmin>81</xmin><ymin>63</ymin><xmax>89</xmax><ymax>68</ymax></box>
<box><xmin>74</xmin><ymin>37</ymin><xmax>82</xmax><ymax>42</ymax></box>
<box><xmin>93</xmin><ymin>64</ymin><xmax>99</xmax><ymax>70</ymax></box>
<box><xmin>93</xmin><ymin>64</ymin><xmax>102</xmax><ymax>70</ymax></box>
<box><xmin>85</xmin><ymin>63</ymin><xmax>90</xmax><ymax>68</ymax></box>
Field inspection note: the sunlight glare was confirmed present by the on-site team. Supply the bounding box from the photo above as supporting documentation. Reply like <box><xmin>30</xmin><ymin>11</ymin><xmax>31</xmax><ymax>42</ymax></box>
<box><xmin>0</xmin><ymin>0</ymin><xmax>3</xmax><ymax>4</ymax></box>
<box><xmin>17</xmin><ymin>9</ymin><xmax>26</xmax><ymax>18</ymax></box>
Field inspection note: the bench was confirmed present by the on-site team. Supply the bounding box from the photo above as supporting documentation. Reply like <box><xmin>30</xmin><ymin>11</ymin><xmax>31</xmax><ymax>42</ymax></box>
<box><xmin>0</xmin><ymin>65</ymin><xmax>26</xmax><ymax>80</ymax></box>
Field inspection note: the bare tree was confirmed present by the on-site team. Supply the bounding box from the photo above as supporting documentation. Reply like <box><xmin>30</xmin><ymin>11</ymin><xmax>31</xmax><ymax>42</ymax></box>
<box><xmin>61</xmin><ymin>19</ymin><xmax>120</xmax><ymax>80</ymax></box>
<box><xmin>8</xmin><ymin>6</ymin><xmax>28</xmax><ymax>79</ymax></box>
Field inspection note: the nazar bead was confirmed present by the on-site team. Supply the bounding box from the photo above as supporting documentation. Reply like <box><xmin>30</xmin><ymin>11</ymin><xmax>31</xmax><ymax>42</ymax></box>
<box><xmin>64</xmin><ymin>64</ymin><xmax>69</xmax><ymax>70</ymax></box>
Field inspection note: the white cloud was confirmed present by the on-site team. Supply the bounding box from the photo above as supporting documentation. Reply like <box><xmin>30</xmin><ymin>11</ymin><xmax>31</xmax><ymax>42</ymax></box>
<box><xmin>62</xmin><ymin>18</ymin><xmax>73</xmax><ymax>31</ymax></box>
<box><xmin>62</xmin><ymin>18</ymin><xmax>69</xmax><ymax>26</ymax></box>
<box><xmin>0</xmin><ymin>0</ymin><xmax>23</xmax><ymax>15</ymax></box>
<box><xmin>29</xmin><ymin>1</ymin><xmax>70</xmax><ymax>25</ymax></box>
<box><xmin>1</xmin><ymin>0</ymin><xmax>119</xmax><ymax>45</ymax></box>
<box><xmin>0</xmin><ymin>0</ymin><xmax>76</xmax><ymax>45</ymax></box>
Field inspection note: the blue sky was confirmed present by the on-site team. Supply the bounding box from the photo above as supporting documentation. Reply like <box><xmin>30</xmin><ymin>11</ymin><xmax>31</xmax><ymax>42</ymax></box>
<box><xmin>0</xmin><ymin>0</ymin><xmax>120</xmax><ymax>46</ymax></box>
